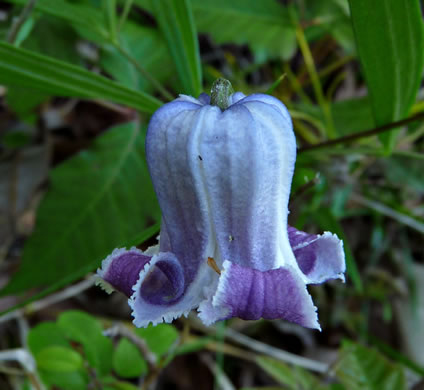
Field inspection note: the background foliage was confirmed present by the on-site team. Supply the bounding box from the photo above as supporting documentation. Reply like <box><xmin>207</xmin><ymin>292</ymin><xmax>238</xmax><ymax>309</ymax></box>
<box><xmin>0</xmin><ymin>0</ymin><xmax>423</xmax><ymax>389</ymax></box>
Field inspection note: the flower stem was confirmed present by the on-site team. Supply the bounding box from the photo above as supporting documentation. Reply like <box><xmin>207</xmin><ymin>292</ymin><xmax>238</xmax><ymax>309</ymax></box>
<box><xmin>114</xmin><ymin>43</ymin><xmax>174</xmax><ymax>101</ymax></box>
<box><xmin>295</xmin><ymin>24</ymin><xmax>336</xmax><ymax>138</ymax></box>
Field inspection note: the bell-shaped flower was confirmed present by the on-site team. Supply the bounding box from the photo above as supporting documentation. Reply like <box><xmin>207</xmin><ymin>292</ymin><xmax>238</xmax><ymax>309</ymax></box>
<box><xmin>97</xmin><ymin>79</ymin><xmax>345</xmax><ymax>329</ymax></box>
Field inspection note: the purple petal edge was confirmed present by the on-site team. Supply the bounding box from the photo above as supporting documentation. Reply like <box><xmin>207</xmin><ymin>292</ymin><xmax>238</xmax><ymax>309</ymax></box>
<box><xmin>288</xmin><ymin>226</ymin><xmax>346</xmax><ymax>284</ymax></box>
<box><xmin>198</xmin><ymin>260</ymin><xmax>320</xmax><ymax>330</ymax></box>
<box><xmin>96</xmin><ymin>247</ymin><xmax>151</xmax><ymax>297</ymax></box>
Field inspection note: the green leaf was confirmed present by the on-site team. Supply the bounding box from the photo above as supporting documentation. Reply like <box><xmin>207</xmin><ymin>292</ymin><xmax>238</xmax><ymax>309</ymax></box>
<box><xmin>40</xmin><ymin>371</ymin><xmax>89</xmax><ymax>390</ymax></box>
<box><xmin>134</xmin><ymin>0</ymin><xmax>296</xmax><ymax>61</ymax></box>
<box><xmin>36</xmin><ymin>345</ymin><xmax>83</xmax><ymax>372</ymax></box>
<box><xmin>1</xmin><ymin>122</ymin><xmax>159</xmax><ymax>306</ymax></box>
<box><xmin>335</xmin><ymin>340</ymin><xmax>407</xmax><ymax>390</ymax></box>
<box><xmin>6</xmin><ymin>0</ymin><xmax>107</xmax><ymax>38</ymax></box>
<box><xmin>151</xmin><ymin>0</ymin><xmax>202</xmax><ymax>96</ymax></box>
<box><xmin>348</xmin><ymin>0</ymin><xmax>424</xmax><ymax>151</ymax></box>
<box><xmin>296</xmin><ymin>97</ymin><xmax>374</xmax><ymax>137</ymax></box>
<box><xmin>100</xmin><ymin>21</ymin><xmax>173</xmax><ymax>93</ymax></box>
<box><xmin>6</xmin><ymin>16</ymin><xmax>81</xmax><ymax>122</ymax></box>
<box><xmin>6</xmin><ymin>87</ymin><xmax>48</xmax><ymax>123</ymax></box>
<box><xmin>304</xmin><ymin>0</ymin><xmax>355</xmax><ymax>54</ymax></box>
<box><xmin>21</xmin><ymin>17</ymin><xmax>81</xmax><ymax>64</ymax></box>
<box><xmin>58</xmin><ymin>311</ymin><xmax>113</xmax><ymax>376</ymax></box>
<box><xmin>192</xmin><ymin>0</ymin><xmax>296</xmax><ymax>61</ymax></box>
<box><xmin>135</xmin><ymin>323</ymin><xmax>179</xmax><ymax>356</ymax></box>
<box><xmin>255</xmin><ymin>356</ymin><xmax>324</xmax><ymax>390</ymax></box>
<box><xmin>102</xmin><ymin>378</ymin><xmax>140</xmax><ymax>390</ymax></box>
<box><xmin>28</xmin><ymin>322</ymin><xmax>70</xmax><ymax>355</ymax></box>
<box><xmin>113</xmin><ymin>339</ymin><xmax>147</xmax><ymax>378</ymax></box>
<box><xmin>0</xmin><ymin>42</ymin><xmax>162</xmax><ymax>114</ymax></box>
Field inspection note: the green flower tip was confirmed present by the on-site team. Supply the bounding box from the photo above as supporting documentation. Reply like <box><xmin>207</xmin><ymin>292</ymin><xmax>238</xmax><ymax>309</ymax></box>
<box><xmin>210</xmin><ymin>78</ymin><xmax>234</xmax><ymax>111</ymax></box>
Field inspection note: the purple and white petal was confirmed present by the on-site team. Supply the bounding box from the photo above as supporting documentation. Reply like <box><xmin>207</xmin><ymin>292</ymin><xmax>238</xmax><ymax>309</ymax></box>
<box><xmin>96</xmin><ymin>247</ymin><xmax>151</xmax><ymax>297</ymax></box>
<box><xmin>144</xmin><ymin>101</ymin><xmax>223</xmax><ymax>325</ymax></box>
<box><xmin>197</xmin><ymin>92</ymin><xmax>211</xmax><ymax>105</ymax></box>
<box><xmin>199</xmin><ymin>260</ymin><xmax>320</xmax><ymax>330</ymax></box>
<box><xmin>288</xmin><ymin>226</ymin><xmax>346</xmax><ymax>284</ymax></box>
<box><xmin>130</xmin><ymin>252</ymin><xmax>219</xmax><ymax>327</ymax></box>
<box><xmin>199</xmin><ymin>95</ymin><xmax>299</xmax><ymax>273</ymax></box>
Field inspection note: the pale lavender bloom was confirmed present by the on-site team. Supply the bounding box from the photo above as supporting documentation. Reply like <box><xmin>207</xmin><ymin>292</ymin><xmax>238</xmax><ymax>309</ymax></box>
<box><xmin>97</xmin><ymin>82</ymin><xmax>345</xmax><ymax>329</ymax></box>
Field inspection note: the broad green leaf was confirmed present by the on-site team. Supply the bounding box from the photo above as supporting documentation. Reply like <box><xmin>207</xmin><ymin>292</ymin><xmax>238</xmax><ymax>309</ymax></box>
<box><xmin>192</xmin><ymin>0</ymin><xmax>296</xmax><ymax>62</ymax></box>
<box><xmin>28</xmin><ymin>322</ymin><xmax>69</xmax><ymax>355</ymax></box>
<box><xmin>151</xmin><ymin>0</ymin><xmax>202</xmax><ymax>96</ymax></box>
<box><xmin>348</xmin><ymin>0</ymin><xmax>424</xmax><ymax>151</ymax></box>
<box><xmin>134</xmin><ymin>0</ymin><xmax>296</xmax><ymax>61</ymax></box>
<box><xmin>0</xmin><ymin>42</ymin><xmax>162</xmax><ymax>114</ymax></box>
<box><xmin>113</xmin><ymin>339</ymin><xmax>147</xmax><ymax>378</ymax></box>
<box><xmin>1</xmin><ymin>122</ymin><xmax>159</xmax><ymax>297</ymax></box>
<box><xmin>40</xmin><ymin>371</ymin><xmax>89</xmax><ymax>390</ymax></box>
<box><xmin>7</xmin><ymin>17</ymin><xmax>80</xmax><ymax>122</ymax></box>
<box><xmin>36</xmin><ymin>346</ymin><xmax>83</xmax><ymax>372</ymax></box>
<box><xmin>101</xmin><ymin>21</ymin><xmax>173</xmax><ymax>93</ymax></box>
<box><xmin>101</xmin><ymin>378</ymin><xmax>140</xmax><ymax>390</ymax></box>
<box><xmin>335</xmin><ymin>340</ymin><xmax>406</xmax><ymax>390</ymax></box>
<box><xmin>21</xmin><ymin>17</ymin><xmax>81</xmax><ymax>64</ymax></box>
<box><xmin>58</xmin><ymin>311</ymin><xmax>113</xmax><ymax>376</ymax></box>
<box><xmin>295</xmin><ymin>97</ymin><xmax>373</xmax><ymax>137</ymax></box>
<box><xmin>135</xmin><ymin>323</ymin><xmax>179</xmax><ymax>356</ymax></box>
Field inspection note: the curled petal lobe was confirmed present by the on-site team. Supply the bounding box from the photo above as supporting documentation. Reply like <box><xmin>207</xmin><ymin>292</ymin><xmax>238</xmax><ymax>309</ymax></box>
<box><xmin>130</xmin><ymin>251</ymin><xmax>217</xmax><ymax>327</ymax></box>
<box><xmin>97</xmin><ymin>247</ymin><xmax>151</xmax><ymax>297</ymax></box>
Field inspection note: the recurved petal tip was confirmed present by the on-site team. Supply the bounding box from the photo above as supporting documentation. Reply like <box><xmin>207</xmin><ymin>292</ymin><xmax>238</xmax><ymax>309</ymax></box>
<box><xmin>97</xmin><ymin>247</ymin><xmax>152</xmax><ymax>297</ymax></box>
<box><xmin>130</xmin><ymin>251</ymin><xmax>191</xmax><ymax>327</ymax></box>
<box><xmin>288</xmin><ymin>227</ymin><xmax>346</xmax><ymax>284</ymax></box>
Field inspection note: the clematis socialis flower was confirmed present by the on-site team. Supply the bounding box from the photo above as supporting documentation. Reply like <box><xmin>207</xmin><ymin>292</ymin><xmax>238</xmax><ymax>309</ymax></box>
<box><xmin>97</xmin><ymin>79</ymin><xmax>345</xmax><ymax>329</ymax></box>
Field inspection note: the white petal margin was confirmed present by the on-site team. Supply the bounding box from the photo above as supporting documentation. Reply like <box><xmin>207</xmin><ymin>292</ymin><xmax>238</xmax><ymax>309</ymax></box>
<box><xmin>95</xmin><ymin>247</ymin><xmax>147</xmax><ymax>294</ymax></box>
<box><xmin>290</xmin><ymin>230</ymin><xmax>346</xmax><ymax>284</ymax></box>
<box><xmin>130</xmin><ymin>252</ymin><xmax>215</xmax><ymax>327</ymax></box>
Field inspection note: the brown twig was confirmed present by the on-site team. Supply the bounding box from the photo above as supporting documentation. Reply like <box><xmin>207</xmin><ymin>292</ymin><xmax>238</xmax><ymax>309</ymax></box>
<box><xmin>298</xmin><ymin>112</ymin><xmax>424</xmax><ymax>153</ymax></box>
<box><xmin>103</xmin><ymin>323</ymin><xmax>160</xmax><ymax>389</ymax></box>
<box><xmin>0</xmin><ymin>277</ymin><xmax>95</xmax><ymax>324</ymax></box>
<box><xmin>188</xmin><ymin>314</ymin><xmax>329</xmax><ymax>374</ymax></box>
<box><xmin>104</xmin><ymin>324</ymin><xmax>157</xmax><ymax>369</ymax></box>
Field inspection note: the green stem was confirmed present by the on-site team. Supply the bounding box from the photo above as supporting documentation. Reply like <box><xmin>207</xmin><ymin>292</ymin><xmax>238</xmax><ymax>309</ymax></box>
<box><xmin>104</xmin><ymin>0</ymin><xmax>117</xmax><ymax>43</ymax></box>
<box><xmin>295</xmin><ymin>25</ymin><xmax>336</xmax><ymax>138</ymax></box>
<box><xmin>114</xmin><ymin>43</ymin><xmax>174</xmax><ymax>101</ymax></box>
<box><xmin>7</xmin><ymin>0</ymin><xmax>38</xmax><ymax>44</ymax></box>
<box><xmin>117</xmin><ymin>0</ymin><xmax>134</xmax><ymax>33</ymax></box>
<box><xmin>265</xmin><ymin>73</ymin><xmax>286</xmax><ymax>95</ymax></box>
<box><xmin>298</xmin><ymin>112</ymin><xmax>424</xmax><ymax>153</ymax></box>
<box><xmin>284</xmin><ymin>63</ymin><xmax>313</xmax><ymax>105</ymax></box>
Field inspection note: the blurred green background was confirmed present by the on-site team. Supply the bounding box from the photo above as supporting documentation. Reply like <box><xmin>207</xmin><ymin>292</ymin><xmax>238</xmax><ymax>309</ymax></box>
<box><xmin>0</xmin><ymin>0</ymin><xmax>423</xmax><ymax>389</ymax></box>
